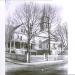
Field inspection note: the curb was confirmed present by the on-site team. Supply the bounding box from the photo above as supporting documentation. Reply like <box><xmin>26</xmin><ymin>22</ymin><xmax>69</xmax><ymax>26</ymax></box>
<box><xmin>6</xmin><ymin>58</ymin><xmax>67</xmax><ymax>65</ymax></box>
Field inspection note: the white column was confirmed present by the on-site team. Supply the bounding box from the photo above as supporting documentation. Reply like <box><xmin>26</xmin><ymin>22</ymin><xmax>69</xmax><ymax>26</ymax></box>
<box><xmin>14</xmin><ymin>40</ymin><xmax>15</xmax><ymax>51</ymax></box>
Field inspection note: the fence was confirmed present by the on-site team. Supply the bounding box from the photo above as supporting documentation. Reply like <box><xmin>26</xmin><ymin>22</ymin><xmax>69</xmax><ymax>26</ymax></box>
<box><xmin>30</xmin><ymin>55</ymin><xmax>67</xmax><ymax>62</ymax></box>
<box><xmin>6</xmin><ymin>52</ymin><xmax>27</xmax><ymax>62</ymax></box>
<box><xmin>6</xmin><ymin>53</ymin><xmax>67</xmax><ymax>62</ymax></box>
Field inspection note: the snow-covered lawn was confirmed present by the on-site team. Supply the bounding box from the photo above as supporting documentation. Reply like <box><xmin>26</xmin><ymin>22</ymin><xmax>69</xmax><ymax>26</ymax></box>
<box><xmin>6</xmin><ymin>59</ymin><xmax>67</xmax><ymax>73</ymax></box>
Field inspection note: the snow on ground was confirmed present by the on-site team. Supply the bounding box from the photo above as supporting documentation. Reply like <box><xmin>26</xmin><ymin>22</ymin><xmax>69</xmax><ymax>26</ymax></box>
<box><xmin>6</xmin><ymin>58</ymin><xmax>67</xmax><ymax>73</ymax></box>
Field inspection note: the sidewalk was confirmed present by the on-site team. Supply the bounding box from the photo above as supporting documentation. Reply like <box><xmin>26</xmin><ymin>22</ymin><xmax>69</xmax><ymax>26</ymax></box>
<box><xmin>6</xmin><ymin>57</ymin><xmax>67</xmax><ymax>65</ymax></box>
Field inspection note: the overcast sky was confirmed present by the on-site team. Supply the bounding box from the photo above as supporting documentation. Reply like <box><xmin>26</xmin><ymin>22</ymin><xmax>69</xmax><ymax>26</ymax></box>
<box><xmin>5</xmin><ymin>0</ymin><xmax>69</xmax><ymax>23</ymax></box>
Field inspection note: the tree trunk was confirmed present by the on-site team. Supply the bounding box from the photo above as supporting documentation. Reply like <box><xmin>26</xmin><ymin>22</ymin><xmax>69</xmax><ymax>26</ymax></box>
<box><xmin>27</xmin><ymin>41</ymin><xmax>31</xmax><ymax>63</ymax></box>
<box><xmin>26</xmin><ymin>34</ymin><xmax>31</xmax><ymax>63</ymax></box>
<box><xmin>48</xmin><ymin>17</ymin><xmax>51</xmax><ymax>55</ymax></box>
<box><xmin>10</xmin><ymin>40</ymin><xmax>11</xmax><ymax>53</ymax></box>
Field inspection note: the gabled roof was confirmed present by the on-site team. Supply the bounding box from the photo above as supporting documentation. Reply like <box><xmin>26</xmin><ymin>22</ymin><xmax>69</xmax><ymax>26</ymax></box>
<box><xmin>42</xmin><ymin>33</ymin><xmax>59</xmax><ymax>43</ymax></box>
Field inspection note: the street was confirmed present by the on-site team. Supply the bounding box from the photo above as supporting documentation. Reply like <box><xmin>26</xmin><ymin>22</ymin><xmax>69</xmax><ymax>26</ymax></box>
<box><xmin>6</xmin><ymin>60</ymin><xmax>67</xmax><ymax>75</ymax></box>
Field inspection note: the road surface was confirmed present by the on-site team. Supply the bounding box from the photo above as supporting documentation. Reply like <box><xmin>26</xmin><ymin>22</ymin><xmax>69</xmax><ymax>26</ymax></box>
<box><xmin>5</xmin><ymin>60</ymin><xmax>67</xmax><ymax>75</ymax></box>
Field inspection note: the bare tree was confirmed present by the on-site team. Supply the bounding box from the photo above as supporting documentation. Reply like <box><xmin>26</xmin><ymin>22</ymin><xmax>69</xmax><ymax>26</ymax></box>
<box><xmin>40</xmin><ymin>5</ymin><xmax>57</xmax><ymax>55</ymax></box>
<box><xmin>5</xmin><ymin>18</ymin><xmax>23</xmax><ymax>53</ymax></box>
<box><xmin>54</xmin><ymin>22</ymin><xmax>68</xmax><ymax>55</ymax></box>
<box><xmin>6</xmin><ymin>3</ymin><xmax>63</xmax><ymax>62</ymax></box>
<box><xmin>8</xmin><ymin>3</ymin><xmax>41</xmax><ymax>63</ymax></box>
